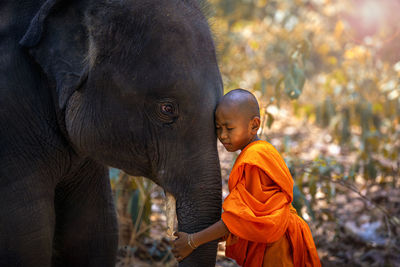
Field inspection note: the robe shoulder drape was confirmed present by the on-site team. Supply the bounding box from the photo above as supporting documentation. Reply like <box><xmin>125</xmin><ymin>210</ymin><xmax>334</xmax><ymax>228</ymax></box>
<box><xmin>221</xmin><ymin>140</ymin><xmax>320</xmax><ymax>267</ymax></box>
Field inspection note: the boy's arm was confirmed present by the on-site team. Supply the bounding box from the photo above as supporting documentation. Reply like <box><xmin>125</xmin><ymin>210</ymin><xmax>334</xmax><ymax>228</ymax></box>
<box><xmin>172</xmin><ymin>219</ymin><xmax>230</xmax><ymax>261</ymax></box>
<box><xmin>192</xmin><ymin>219</ymin><xmax>230</xmax><ymax>246</ymax></box>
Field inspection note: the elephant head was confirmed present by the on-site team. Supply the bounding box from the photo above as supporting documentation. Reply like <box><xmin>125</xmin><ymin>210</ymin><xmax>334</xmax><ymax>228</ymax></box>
<box><xmin>20</xmin><ymin>0</ymin><xmax>223</xmax><ymax>265</ymax></box>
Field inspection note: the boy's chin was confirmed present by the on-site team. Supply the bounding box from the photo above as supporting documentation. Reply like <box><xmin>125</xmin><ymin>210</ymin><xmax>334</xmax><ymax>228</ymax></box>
<box><xmin>224</xmin><ymin>145</ymin><xmax>239</xmax><ymax>152</ymax></box>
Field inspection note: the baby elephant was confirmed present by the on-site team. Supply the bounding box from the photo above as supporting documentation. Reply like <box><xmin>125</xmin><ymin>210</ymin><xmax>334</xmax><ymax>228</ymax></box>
<box><xmin>0</xmin><ymin>0</ymin><xmax>223</xmax><ymax>266</ymax></box>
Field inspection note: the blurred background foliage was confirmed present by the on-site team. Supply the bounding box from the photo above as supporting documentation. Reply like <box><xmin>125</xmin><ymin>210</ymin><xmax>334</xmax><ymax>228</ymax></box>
<box><xmin>113</xmin><ymin>0</ymin><xmax>400</xmax><ymax>265</ymax></box>
<box><xmin>110</xmin><ymin>170</ymin><xmax>174</xmax><ymax>265</ymax></box>
<box><xmin>209</xmin><ymin>0</ymin><xmax>400</xmax><ymax>212</ymax></box>
<box><xmin>207</xmin><ymin>0</ymin><xmax>400</xmax><ymax>264</ymax></box>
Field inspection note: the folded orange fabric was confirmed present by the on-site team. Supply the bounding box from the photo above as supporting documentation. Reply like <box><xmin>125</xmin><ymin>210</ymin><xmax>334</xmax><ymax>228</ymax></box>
<box><xmin>221</xmin><ymin>140</ymin><xmax>321</xmax><ymax>267</ymax></box>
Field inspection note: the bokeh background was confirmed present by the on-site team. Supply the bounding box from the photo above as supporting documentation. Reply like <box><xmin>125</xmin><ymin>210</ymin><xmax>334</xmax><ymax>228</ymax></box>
<box><xmin>113</xmin><ymin>0</ymin><xmax>400</xmax><ymax>266</ymax></box>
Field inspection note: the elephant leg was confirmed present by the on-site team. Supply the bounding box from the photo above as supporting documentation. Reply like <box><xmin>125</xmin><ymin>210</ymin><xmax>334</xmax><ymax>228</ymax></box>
<box><xmin>0</xmin><ymin>177</ymin><xmax>55</xmax><ymax>267</ymax></box>
<box><xmin>52</xmin><ymin>160</ymin><xmax>118</xmax><ymax>267</ymax></box>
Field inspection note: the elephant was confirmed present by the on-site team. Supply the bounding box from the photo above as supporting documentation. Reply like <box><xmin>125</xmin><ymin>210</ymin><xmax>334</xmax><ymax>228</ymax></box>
<box><xmin>0</xmin><ymin>0</ymin><xmax>223</xmax><ymax>266</ymax></box>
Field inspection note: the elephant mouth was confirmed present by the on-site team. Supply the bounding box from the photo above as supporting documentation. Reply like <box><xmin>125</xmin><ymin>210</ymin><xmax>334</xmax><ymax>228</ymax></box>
<box><xmin>163</xmin><ymin>191</ymin><xmax>178</xmax><ymax>237</ymax></box>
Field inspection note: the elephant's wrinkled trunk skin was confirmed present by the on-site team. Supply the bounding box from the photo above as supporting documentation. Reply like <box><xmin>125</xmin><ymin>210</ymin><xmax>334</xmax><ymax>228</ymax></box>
<box><xmin>164</xmin><ymin>173</ymin><xmax>220</xmax><ymax>267</ymax></box>
<box><xmin>177</xmin><ymin>188</ymin><xmax>221</xmax><ymax>266</ymax></box>
<box><xmin>168</xmin><ymin>151</ymin><xmax>222</xmax><ymax>267</ymax></box>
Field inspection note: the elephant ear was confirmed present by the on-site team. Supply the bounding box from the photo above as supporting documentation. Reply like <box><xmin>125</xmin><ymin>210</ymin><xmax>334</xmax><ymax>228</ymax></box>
<box><xmin>19</xmin><ymin>0</ymin><xmax>89</xmax><ymax>110</ymax></box>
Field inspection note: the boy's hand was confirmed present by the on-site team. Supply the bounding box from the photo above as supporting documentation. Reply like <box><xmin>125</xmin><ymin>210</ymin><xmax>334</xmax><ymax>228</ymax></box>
<box><xmin>172</xmin><ymin>232</ymin><xmax>194</xmax><ymax>262</ymax></box>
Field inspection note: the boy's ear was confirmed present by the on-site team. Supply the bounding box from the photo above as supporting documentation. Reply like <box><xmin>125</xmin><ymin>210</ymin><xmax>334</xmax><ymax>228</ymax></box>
<box><xmin>251</xmin><ymin>117</ymin><xmax>261</xmax><ymax>134</ymax></box>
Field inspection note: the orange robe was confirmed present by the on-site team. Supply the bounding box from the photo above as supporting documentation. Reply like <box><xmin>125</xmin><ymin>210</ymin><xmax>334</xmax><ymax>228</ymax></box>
<box><xmin>221</xmin><ymin>140</ymin><xmax>321</xmax><ymax>267</ymax></box>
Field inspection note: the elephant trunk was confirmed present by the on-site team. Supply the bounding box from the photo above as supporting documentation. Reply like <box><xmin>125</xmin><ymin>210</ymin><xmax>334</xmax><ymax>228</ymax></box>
<box><xmin>164</xmin><ymin>188</ymin><xmax>221</xmax><ymax>266</ymax></box>
<box><xmin>169</xmin><ymin>153</ymin><xmax>222</xmax><ymax>266</ymax></box>
<box><xmin>161</xmin><ymin>158</ymin><xmax>221</xmax><ymax>265</ymax></box>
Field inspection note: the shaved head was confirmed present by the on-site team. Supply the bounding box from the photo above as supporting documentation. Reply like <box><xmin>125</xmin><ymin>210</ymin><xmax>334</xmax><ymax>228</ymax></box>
<box><xmin>215</xmin><ymin>89</ymin><xmax>261</xmax><ymax>151</ymax></box>
<box><xmin>218</xmin><ymin>89</ymin><xmax>260</xmax><ymax>120</ymax></box>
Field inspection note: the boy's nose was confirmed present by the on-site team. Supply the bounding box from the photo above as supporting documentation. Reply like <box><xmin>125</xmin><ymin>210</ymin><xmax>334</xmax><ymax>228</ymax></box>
<box><xmin>220</xmin><ymin>130</ymin><xmax>228</xmax><ymax>140</ymax></box>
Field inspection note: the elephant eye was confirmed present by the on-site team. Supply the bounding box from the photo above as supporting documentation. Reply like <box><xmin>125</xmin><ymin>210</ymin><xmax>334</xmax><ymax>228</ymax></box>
<box><xmin>161</xmin><ymin>103</ymin><xmax>174</xmax><ymax>115</ymax></box>
<box><xmin>154</xmin><ymin>99</ymin><xmax>179</xmax><ymax>125</ymax></box>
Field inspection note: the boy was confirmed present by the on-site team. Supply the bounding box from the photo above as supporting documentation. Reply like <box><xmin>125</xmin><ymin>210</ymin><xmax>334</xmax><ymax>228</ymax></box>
<box><xmin>172</xmin><ymin>89</ymin><xmax>320</xmax><ymax>266</ymax></box>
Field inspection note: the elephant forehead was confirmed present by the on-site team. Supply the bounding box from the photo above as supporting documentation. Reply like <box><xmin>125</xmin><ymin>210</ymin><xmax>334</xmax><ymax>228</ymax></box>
<box><xmin>109</xmin><ymin>52</ymin><xmax>216</xmax><ymax>99</ymax></box>
<box><xmin>86</xmin><ymin>0</ymin><xmax>220</xmax><ymax>107</ymax></box>
<box><xmin>86</xmin><ymin>0</ymin><xmax>211</xmax><ymax>59</ymax></box>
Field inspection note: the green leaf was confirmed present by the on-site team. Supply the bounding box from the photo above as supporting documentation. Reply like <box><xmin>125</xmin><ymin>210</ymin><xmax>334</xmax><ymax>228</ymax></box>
<box><xmin>293</xmin><ymin>183</ymin><xmax>315</xmax><ymax>220</ymax></box>
<box><xmin>292</xmin><ymin>184</ymin><xmax>304</xmax><ymax>214</ymax></box>
<box><xmin>143</xmin><ymin>197</ymin><xmax>152</xmax><ymax>225</ymax></box>
<box><xmin>275</xmin><ymin>76</ymin><xmax>284</xmax><ymax>108</ymax></box>
<box><xmin>284</xmin><ymin>64</ymin><xmax>305</xmax><ymax>99</ymax></box>
<box><xmin>129</xmin><ymin>189</ymin><xmax>141</xmax><ymax>231</ymax></box>
<box><xmin>364</xmin><ymin>158</ymin><xmax>377</xmax><ymax>180</ymax></box>
<box><xmin>341</xmin><ymin>107</ymin><xmax>351</xmax><ymax>143</ymax></box>
<box><xmin>261</xmin><ymin>78</ymin><xmax>267</xmax><ymax>96</ymax></box>
<box><xmin>283</xmin><ymin>135</ymin><xmax>291</xmax><ymax>153</ymax></box>
<box><xmin>266</xmin><ymin>112</ymin><xmax>274</xmax><ymax>129</ymax></box>
<box><xmin>309</xmin><ymin>175</ymin><xmax>317</xmax><ymax>201</ymax></box>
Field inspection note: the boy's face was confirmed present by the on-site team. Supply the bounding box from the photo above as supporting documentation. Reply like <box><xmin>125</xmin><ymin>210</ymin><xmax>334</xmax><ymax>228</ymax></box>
<box><xmin>215</xmin><ymin>104</ymin><xmax>259</xmax><ymax>152</ymax></box>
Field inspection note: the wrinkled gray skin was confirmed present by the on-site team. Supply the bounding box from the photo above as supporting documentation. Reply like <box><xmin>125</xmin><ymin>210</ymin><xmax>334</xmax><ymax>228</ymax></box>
<box><xmin>0</xmin><ymin>0</ymin><xmax>223</xmax><ymax>266</ymax></box>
